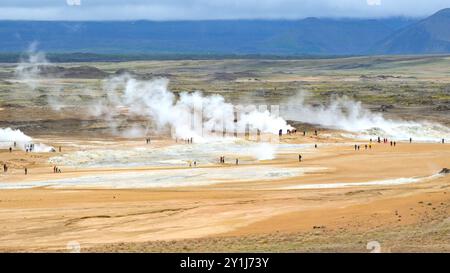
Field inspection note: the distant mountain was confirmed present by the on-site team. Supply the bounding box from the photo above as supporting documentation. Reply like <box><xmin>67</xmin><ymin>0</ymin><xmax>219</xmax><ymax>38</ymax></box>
<box><xmin>0</xmin><ymin>18</ymin><xmax>415</xmax><ymax>56</ymax></box>
<box><xmin>374</xmin><ymin>8</ymin><xmax>450</xmax><ymax>54</ymax></box>
<box><xmin>6</xmin><ymin>7</ymin><xmax>450</xmax><ymax>57</ymax></box>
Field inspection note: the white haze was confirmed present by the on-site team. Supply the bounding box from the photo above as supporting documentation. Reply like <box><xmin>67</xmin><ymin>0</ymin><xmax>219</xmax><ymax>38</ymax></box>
<box><xmin>0</xmin><ymin>127</ymin><xmax>31</xmax><ymax>143</ymax></box>
<box><xmin>91</xmin><ymin>74</ymin><xmax>293</xmax><ymax>140</ymax></box>
<box><xmin>283</xmin><ymin>91</ymin><xmax>450</xmax><ymax>142</ymax></box>
<box><xmin>0</xmin><ymin>127</ymin><xmax>54</xmax><ymax>152</ymax></box>
<box><xmin>2</xmin><ymin>45</ymin><xmax>56</xmax><ymax>152</ymax></box>
<box><xmin>14</xmin><ymin>42</ymin><xmax>51</xmax><ymax>90</ymax></box>
<box><xmin>0</xmin><ymin>127</ymin><xmax>30</xmax><ymax>150</ymax></box>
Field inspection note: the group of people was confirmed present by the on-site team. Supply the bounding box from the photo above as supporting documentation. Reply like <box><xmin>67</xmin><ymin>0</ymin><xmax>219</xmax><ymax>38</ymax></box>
<box><xmin>3</xmin><ymin>163</ymin><xmax>60</xmax><ymax>176</ymax></box>
<box><xmin>218</xmin><ymin>156</ymin><xmax>239</xmax><ymax>165</ymax></box>
<box><xmin>2</xmin><ymin>131</ymin><xmax>448</xmax><ymax>178</ymax></box>
<box><xmin>219</xmin><ymin>156</ymin><xmax>225</xmax><ymax>164</ymax></box>
<box><xmin>188</xmin><ymin>161</ymin><xmax>197</xmax><ymax>167</ymax></box>
<box><xmin>179</xmin><ymin>138</ymin><xmax>193</xmax><ymax>144</ymax></box>
<box><xmin>53</xmin><ymin>166</ymin><xmax>62</xmax><ymax>173</ymax></box>
<box><xmin>24</xmin><ymin>143</ymin><xmax>35</xmax><ymax>153</ymax></box>
<box><xmin>377</xmin><ymin>137</ymin><xmax>390</xmax><ymax>144</ymax></box>
<box><xmin>2</xmin><ymin>164</ymin><xmax>28</xmax><ymax>175</ymax></box>
<box><xmin>281</xmin><ymin>129</ymin><xmax>319</xmax><ymax>137</ymax></box>
<box><xmin>354</xmin><ymin>144</ymin><xmax>372</xmax><ymax>151</ymax></box>
<box><xmin>356</xmin><ymin>135</ymin><xmax>447</xmax><ymax>151</ymax></box>
<box><xmin>8</xmin><ymin>142</ymin><xmax>17</xmax><ymax>152</ymax></box>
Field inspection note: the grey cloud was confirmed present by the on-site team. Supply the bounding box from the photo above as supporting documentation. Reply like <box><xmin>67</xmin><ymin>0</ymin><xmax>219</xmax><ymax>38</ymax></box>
<box><xmin>0</xmin><ymin>0</ymin><xmax>449</xmax><ymax>20</ymax></box>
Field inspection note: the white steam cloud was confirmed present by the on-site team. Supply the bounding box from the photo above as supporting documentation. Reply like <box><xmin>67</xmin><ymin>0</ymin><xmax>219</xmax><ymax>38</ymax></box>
<box><xmin>91</xmin><ymin>74</ymin><xmax>293</xmax><ymax>140</ymax></box>
<box><xmin>0</xmin><ymin>127</ymin><xmax>32</xmax><ymax>143</ymax></box>
<box><xmin>0</xmin><ymin>127</ymin><xmax>54</xmax><ymax>152</ymax></box>
<box><xmin>14</xmin><ymin>42</ymin><xmax>51</xmax><ymax>90</ymax></box>
<box><xmin>283</xmin><ymin>92</ymin><xmax>450</xmax><ymax>142</ymax></box>
<box><xmin>2</xmin><ymin>44</ymin><xmax>55</xmax><ymax>152</ymax></box>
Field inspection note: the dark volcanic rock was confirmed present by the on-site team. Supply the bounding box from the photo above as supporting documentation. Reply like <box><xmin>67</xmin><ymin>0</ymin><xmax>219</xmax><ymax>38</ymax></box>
<box><xmin>435</xmin><ymin>105</ymin><xmax>450</xmax><ymax>111</ymax></box>
<box><xmin>22</xmin><ymin>65</ymin><xmax>108</xmax><ymax>79</ymax></box>
<box><xmin>379</xmin><ymin>104</ymin><xmax>394</xmax><ymax>112</ymax></box>
<box><xmin>439</xmin><ymin>168</ymin><xmax>450</xmax><ymax>174</ymax></box>
<box><xmin>61</xmin><ymin>66</ymin><xmax>109</xmax><ymax>78</ymax></box>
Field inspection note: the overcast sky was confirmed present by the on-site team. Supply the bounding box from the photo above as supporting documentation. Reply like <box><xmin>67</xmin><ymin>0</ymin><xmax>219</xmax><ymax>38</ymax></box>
<box><xmin>0</xmin><ymin>0</ymin><xmax>449</xmax><ymax>20</ymax></box>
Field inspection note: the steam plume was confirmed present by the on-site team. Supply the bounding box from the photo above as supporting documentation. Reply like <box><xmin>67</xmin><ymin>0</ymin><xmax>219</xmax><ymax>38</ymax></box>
<box><xmin>91</xmin><ymin>74</ymin><xmax>293</xmax><ymax>140</ymax></box>
<box><xmin>283</xmin><ymin>91</ymin><xmax>450</xmax><ymax>141</ymax></box>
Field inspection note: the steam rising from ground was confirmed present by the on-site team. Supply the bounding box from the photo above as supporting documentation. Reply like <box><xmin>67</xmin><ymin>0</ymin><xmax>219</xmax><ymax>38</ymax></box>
<box><xmin>9</xmin><ymin>45</ymin><xmax>450</xmax><ymax>143</ymax></box>
<box><xmin>284</xmin><ymin>92</ymin><xmax>450</xmax><ymax>142</ymax></box>
<box><xmin>0</xmin><ymin>127</ymin><xmax>54</xmax><ymax>152</ymax></box>
<box><xmin>91</xmin><ymin>75</ymin><xmax>293</xmax><ymax>140</ymax></box>
<box><xmin>14</xmin><ymin>42</ymin><xmax>50</xmax><ymax>90</ymax></box>
<box><xmin>0</xmin><ymin>128</ymin><xmax>31</xmax><ymax>143</ymax></box>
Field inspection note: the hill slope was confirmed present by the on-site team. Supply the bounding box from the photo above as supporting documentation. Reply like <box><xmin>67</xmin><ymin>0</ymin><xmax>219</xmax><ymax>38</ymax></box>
<box><xmin>0</xmin><ymin>18</ymin><xmax>414</xmax><ymax>55</ymax></box>
<box><xmin>375</xmin><ymin>8</ymin><xmax>450</xmax><ymax>54</ymax></box>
